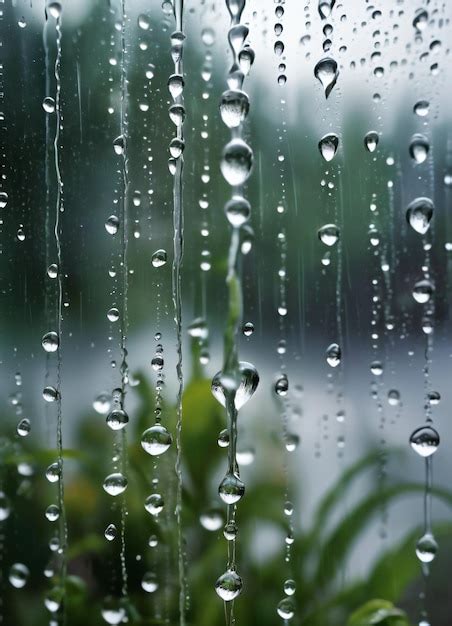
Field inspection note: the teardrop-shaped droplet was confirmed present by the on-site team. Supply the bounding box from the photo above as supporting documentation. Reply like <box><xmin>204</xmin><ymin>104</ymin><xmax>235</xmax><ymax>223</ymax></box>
<box><xmin>219</xmin><ymin>472</ymin><xmax>245</xmax><ymax>504</ymax></box>
<box><xmin>275</xmin><ymin>373</ymin><xmax>289</xmax><ymax>396</ymax></box>
<box><xmin>144</xmin><ymin>493</ymin><xmax>164</xmax><ymax>515</ymax></box>
<box><xmin>113</xmin><ymin>135</ymin><xmax>125</xmax><ymax>156</ymax></box>
<box><xmin>314</xmin><ymin>57</ymin><xmax>338</xmax><ymax>98</ymax></box>
<box><xmin>105</xmin><ymin>215</ymin><xmax>119</xmax><ymax>235</ymax></box>
<box><xmin>104</xmin><ymin>523</ymin><xmax>117</xmax><ymax>542</ymax></box>
<box><xmin>9</xmin><ymin>563</ymin><xmax>29</xmax><ymax>589</ymax></box>
<box><xmin>415</xmin><ymin>532</ymin><xmax>438</xmax><ymax>563</ymax></box>
<box><xmin>409</xmin><ymin>425</ymin><xmax>440</xmax><ymax>457</ymax></box>
<box><xmin>106</xmin><ymin>409</ymin><xmax>129</xmax><ymax>431</ymax></box>
<box><xmin>277</xmin><ymin>597</ymin><xmax>295</xmax><ymax>620</ymax></box>
<box><xmin>406</xmin><ymin>197</ymin><xmax>433</xmax><ymax>235</ymax></box>
<box><xmin>220</xmin><ymin>138</ymin><xmax>253</xmax><ymax>186</ymax></box>
<box><xmin>409</xmin><ymin>134</ymin><xmax>430</xmax><ymax>164</ymax></box>
<box><xmin>48</xmin><ymin>2</ymin><xmax>62</xmax><ymax>19</ymax></box>
<box><xmin>215</xmin><ymin>568</ymin><xmax>242</xmax><ymax>601</ymax></box>
<box><xmin>364</xmin><ymin>131</ymin><xmax>379</xmax><ymax>152</ymax></box>
<box><xmin>318</xmin><ymin>0</ymin><xmax>335</xmax><ymax>19</ymax></box>
<box><xmin>238</xmin><ymin>47</ymin><xmax>255</xmax><ymax>76</ymax></box>
<box><xmin>211</xmin><ymin>361</ymin><xmax>259</xmax><ymax>410</ymax></box>
<box><xmin>103</xmin><ymin>472</ymin><xmax>128</xmax><ymax>496</ymax></box>
<box><xmin>168</xmin><ymin>73</ymin><xmax>184</xmax><ymax>100</ymax></box>
<box><xmin>16</xmin><ymin>418</ymin><xmax>31</xmax><ymax>437</ymax></box>
<box><xmin>318</xmin><ymin>223</ymin><xmax>340</xmax><ymax>246</ymax></box>
<box><xmin>318</xmin><ymin>133</ymin><xmax>339</xmax><ymax>162</ymax></box>
<box><xmin>225</xmin><ymin>195</ymin><xmax>251</xmax><ymax>227</ymax></box>
<box><xmin>220</xmin><ymin>89</ymin><xmax>250</xmax><ymax>129</ymax></box>
<box><xmin>326</xmin><ymin>343</ymin><xmax>341</xmax><ymax>367</ymax></box>
<box><xmin>412</xmin><ymin>279</ymin><xmax>434</xmax><ymax>304</ymax></box>
<box><xmin>413</xmin><ymin>8</ymin><xmax>428</xmax><ymax>32</ymax></box>
<box><xmin>141</xmin><ymin>424</ymin><xmax>173</xmax><ymax>456</ymax></box>
<box><xmin>228</xmin><ymin>24</ymin><xmax>249</xmax><ymax>56</ymax></box>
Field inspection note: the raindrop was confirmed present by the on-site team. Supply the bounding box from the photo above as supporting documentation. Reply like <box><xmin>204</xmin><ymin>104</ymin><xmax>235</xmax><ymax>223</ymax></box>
<box><xmin>45</xmin><ymin>504</ymin><xmax>60</xmax><ymax>522</ymax></box>
<box><xmin>318</xmin><ymin>0</ymin><xmax>335</xmax><ymax>19</ymax></box>
<box><xmin>223</xmin><ymin>520</ymin><xmax>238</xmax><ymax>541</ymax></box>
<box><xmin>242</xmin><ymin>321</ymin><xmax>254</xmax><ymax>336</ymax></box>
<box><xmin>201</xmin><ymin>27</ymin><xmax>215</xmax><ymax>46</ymax></box>
<box><xmin>284</xmin><ymin>579</ymin><xmax>296</xmax><ymax>596</ymax></box>
<box><xmin>137</xmin><ymin>14</ymin><xmax>150</xmax><ymax>30</ymax></box>
<box><xmin>211</xmin><ymin>361</ymin><xmax>259</xmax><ymax>410</ymax></box>
<box><xmin>416</xmin><ymin>532</ymin><xmax>438</xmax><ymax>563</ymax></box>
<box><xmin>387</xmin><ymin>389</ymin><xmax>400</xmax><ymax>406</ymax></box>
<box><xmin>318</xmin><ymin>133</ymin><xmax>339</xmax><ymax>162</ymax></box>
<box><xmin>144</xmin><ymin>493</ymin><xmax>164</xmax><ymax>515</ymax></box>
<box><xmin>277</xmin><ymin>597</ymin><xmax>295</xmax><ymax>620</ymax></box>
<box><xmin>275</xmin><ymin>373</ymin><xmax>289</xmax><ymax>396</ymax></box>
<box><xmin>406</xmin><ymin>198</ymin><xmax>433</xmax><ymax>235</ymax></box>
<box><xmin>414</xmin><ymin>100</ymin><xmax>429</xmax><ymax>117</ymax></box>
<box><xmin>412</xmin><ymin>279</ymin><xmax>434</xmax><ymax>304</ymax></box>
<box><xmin>364</xmin><ymin>131</ymin><xmax>379</xmax><ymax>152</ymax></box>
<box><xmin>219</xmin><ymin>472</ymin><xmax>245</xmax><ymax>504</ymax></box>
<box><xmin>187</xmin><ymin>317</ymin><xmax>208</xmax><ymax>339</ymax></box>
<box><xmin>142</xmin><ymin>572</ymin><xmax>158</xmax><ymax>593</ymax></box>
<box><xmin>106</xmin><ymin>409</ymin><xmax>129</xmax><ymax>431</ymax></box>
<box><xmin>103</xmin><ymin>473</ymin><xmax>128</xmax><ymax>496</ymax></box>
<box><xmin>200</xmin><ymin>508</ymin><xmax>223</xmax><ymax>531</ymax></box>
<box><xmin>215</xmin><ymin>569</ymin><xmax>242</xmax><ymax>601</ymax></box>
<box><xmin>217</xmin><ymin>429</ymin><xmax>230</xmax><ymax>448</ymax></box>
<box><xmin>113</xmin><ymin>135</ymin><xmax>125</xmax><ymax>155</ymax></box>
<box><xmin>42</xmin><ymin>97</ymin><xmax>55</xmax><ymax>113</ymax></box>
<box><xmin>326</xmin><ymin>343</ymin><xmax>341</xmax><ymax>367</ymax></box>
<box><xmin>45</xmin><ymin>462</ymin><xmax>61</xmax><ymax>483</ymax></box>
<box><xmin>48</xmin><ymin>2</ymin><xmax>62</xmax><ymax>19</ymax></box>
<box><xmin>47</xmin><ymin>264</ymin><xmax>58</xmax><ymax>278</ymax></box>
<box><xmin>413</xmin><ymin>8</ymin><xmax>428</xmax><ymax>32</ymax></box>
<box><xmin>220</xmin><ymin>90</ymin><xmax>250</xmax><ymax>129</ymax></box>
<box><xmin>370</xmin><ymin>360</ymin><xmax>383</xmax><ymax>376</ymax></box>
<box><xmin>105</xmin><ymin>216</ymin><xmax>120</xmax><ymax>235</ymax></box>
<box><xmin>152</xmin><ymin>249</ymin><xmax>167</xmax><ymax>267</ymax></box>
<box><xmin>104</xmin><ymin>524</ymin><xmax>117</xmax><ymax>541</ymax></box>
<box><xmin>409</xmin><ymin>134</ymin><xmax>430</xmax><ymax>164</ymax></box>
<box><xmin>225</xmin><ymin>195</ymin><xmax>251</xmax><ymax>227</ymax></box>
<box><xmin>141</xmin><ymin>424</ymin><xmax>173</xmax><ymax>456</ymax></box>
<box><xmin>42</xmin><ymin>331</ymin><xmax>59</xmax><ymax>353</ymax></box>
<box><xmin>107</xmin><ymin>307</ymin><xmax>120</xmax><ymax>323</ymax></box>
<box><xmin>0</xmin><ymin>192</ymin><xmax>8</xmax><ymax>208</ymax></box>
<box><xmin>409</xmin><ymin>425</ymin><xmax>440</xmax><ymax>457</ymax></box>
<box><xmin>220</xmin><ymin>138</ymin><xmax>253</xmax><ymax>186</ymax></box>
<box><xmin>9</xmin><ymin>563</ymin><xmax>29</xmax><ymax>589</ymax></box>
<box><xmin>93</xmin><ymin>393</ymin><xmax>111</xmax><ymax>414</ymax></box>
<box><xmin>314</xmin><ymin>57</ymin><xmax>339</xmax><ymax>98</ymax></box>
<box><xmin>43</xmin><ymin>386</ymin><xmax>58</xmax><ymax>402</ymax></box>
<box><xmin>16</xmin><ymin>418</ymin><xmax>31</xmax><ymax>437</ymax></box>
<box><xmin>318</xmin><ymin>224</ymin><xmax>340</xmax><ymax>246</ymax></box>
<box><xmin>427</xmin><ymin>391</ymin><xmax>440</xmax><ymax>405</ymax></box>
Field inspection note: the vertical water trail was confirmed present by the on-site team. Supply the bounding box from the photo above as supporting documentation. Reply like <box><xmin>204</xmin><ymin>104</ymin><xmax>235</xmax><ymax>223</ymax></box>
<box><xmin>50</xmin><ymin>5</ymin><xmax>68</xmax><ymax>617</ymax></box>
<box><xmin>169</xmin><ymin>1</ymin><xmax>186</xmax><ymax>622</ymax></box>
<box><xmin>118</xmin><ymin>0</ymin><xmax>129</xmax><ymax>599</ymax></box>
<box><xmin>213</xmin><ymin>2</ymin><xmax>258</xmax><ymax>625</ymax></box>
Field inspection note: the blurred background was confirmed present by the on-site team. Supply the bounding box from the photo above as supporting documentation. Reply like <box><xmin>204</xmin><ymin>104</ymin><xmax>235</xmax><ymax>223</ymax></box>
<box><xmin>1</xmin><ymin>0</ymin><xmax>452</xmax><ymax>624</ymax></box>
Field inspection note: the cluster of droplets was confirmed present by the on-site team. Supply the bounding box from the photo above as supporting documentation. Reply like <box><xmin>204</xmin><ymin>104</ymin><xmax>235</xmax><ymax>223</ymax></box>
<box><xmin>213</xmin><ymin>0</ymin><xmax>259</xmax><ymax>613</ymax></box>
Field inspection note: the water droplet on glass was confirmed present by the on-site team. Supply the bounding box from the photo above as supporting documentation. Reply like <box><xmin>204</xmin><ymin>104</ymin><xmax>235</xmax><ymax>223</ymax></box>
<box><xmin>314</xmin><ymin>57</ymin><xmax>339</xmax><ymax>98</ymax></box>
<box><xmin>219</xmin><ymin>472</ymin><xmax>245</xmax><ymax>504</ymax></box>
<box><xmin>387</xmin><ymin>389</ymin><xmax>400</xmax><ymax>406</ymax></box>
<box><xmin>138</xmin><ymin>14</ymin><xmax>150</xmax><ymax>30</ymax></box>
<box><xmin>9</xmin><ymin>563</ymin><xmax>29</xmax><ymax>589</ymax></box>
<box><xmin>413</xmin><ymin>8</ymin><xmax>428</xmax><ymax>31</ymax></box>
<box><xmin>409</xmin><ymin>425</ymin><xmax>440</xmax><ymax>457</ymax></box>
<box><xmin>370</xmin><ymin>360</ymin><xmax>383</xmax><ymax>376</ymax></box>
<box><xmin>105</xmin><ymin>215</ymin><xmax>119</xmax><ymax>235</ymax></box>
<box><xmin>48</xmin><ymin>2</ymin><xmax>62</xmax><ymax>19</ymax></box>
<box><xmin>113</xmin><ymin>135</ymin><xmax>125</xmax><ymax>155</ymax></box>
<box><xmin>318</xmin><ymin>133</ymin><xmax>339</xmax><ymax>162</ymax></box>
<box><xmin>42</xmin><ymin>331</ymin><xmax>59</xmax><ymax>353</ymax></box>
<box><xmin>141</xmin><ymin>424</ymin><xmax>173</xmax><ymax>456</ymax></box>
<box><xmin>221</xmin><ymin>138</ymin><xmax>253</xmax><ymax>186</ymax></box>
<box><xmin>326</xmin><ymin>343</ymin><xmax>341</xmax><ymax>367</ymax></box>
<box><xmin>42</xmin><ymin>97</ymin><xmax>55</xmax><ymax>113</ymax></box>
<box><xmin>152</xmin><ymin>249</ymin><xmax>167</xmax><ymax>268</ymax></box>
<box><xmin>409</xmin><ymin>134</ymin><xmax>430</xmax><ymax>164</ymax></box>
<box><xmin>275</xmin><ymin>373</ymin><xmax>289</xmax><ymax>396</ymax></box>
<box><xmin>414</xmin><ymin>100</ymin><xmax>429</xmax><ymax>117</ymax></box>
<box><xmin>318</xmin><ymin>0</ymin><xmax>335</xmax><ymax>19</ymax></box>
<box><xmin>211</xmin><ymin>361</ymin><xmax>259</xmax><ymax>410</ymax></box>
<box><xmin>225</xmin><ymin>195</ymin><xmax>251</xmax><ymax>227</ymax></box>
<box><xmin>412</xmin><ymin>279</ymin><xmax>434</xmax><ymax>304</ymax></box>
<box><xmin>43</xmin><ymin>386</ymin><xmax>58</xmax><ymax>402</ymax></box>
<box><xmin>406</xmin><ymin>197</ymin><xmax>433</xmax><ymax>235</ymax></box>
<box><xmin>364</xmin><ymin>131</ymin><xmax>379</xmax><ymax>152</ymax></box>
<box><xmin>318</xmin><ymin>224</ymin><xmax>339</xmax><ymax>247</ymax></box>
<box><xmin>201</xmin><ymin>27</ymin><xmax>215</xmax><ymax>46</ymax></box>
<box><xmin>103</xmin><ymin>473</ymin><xmax>128</xmax><ymax>496</ymax></box>
<box><xmin>215</xmin><ymin>568</ymin><xmax>242</xmax><ymax>601</ymax></box>
<box><xmin>0</xmin><ymin>192</ymin><xmax>8</xmax><ymax>208</ymax></box>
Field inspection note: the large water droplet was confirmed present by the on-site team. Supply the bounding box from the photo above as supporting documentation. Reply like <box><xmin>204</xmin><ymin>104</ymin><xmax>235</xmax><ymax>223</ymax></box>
<box><xmin>16</xmin><ymin>418</ymin><xmax>31</xmax><ymax>437</ymax></box>
<box><xmin>220</xmin><ymin>90</ymin><xmax>250</xmax><ymax>129</ymax></box>
<box><xmin>106</xmin><ymin>409</ymin><xmax>129</xmax><ymax>431</ymax></box>
<box><xmin>318</xmin><ymin>223</ymin><xmax>339</xmax><ymax>246</ymax></box>
<box><xmin>225</xmin><ymin>195</ymin><xmax>251</xmax><ymax>227</ymax></box>
<box><xmin>414</xmin><ymin>100</ymin><xmax>429</xmax><ymax>117</ymax></box>
<box><xmin>409</xmin><ymin>425</ymin><xmax>440</xmax><ymax>457</ymax></box>
<box><xmin>326</xmin><ymin>343</ymin><xmax>341</xmax><ymax>367</ymax></box>
<box><xmin>152</xmin><ymin>249</ymin><xmax>167</xmax><ymax>268</ymax></box>
<box><xmin>416</xmin><ymin>532</ymin><xmax>438</xmax><ymax>563</ymax></box>
<box><xmin>277</xmin><ymin>597</ymin><xmax>295</xmax><ymax>620</ymax></box>
<box><xmin>144</xmin><ymin>493</ymin><xmax>164</xmax><ymax>515</ymax></box>
<box><xmin>9</xmin><ymin>563</ymin><xmax>29</xmax><ymax>588</ymax></box>
<box><xmin>141</xmin><ymin>424</ymin><xmax>173</xmax><ymax>456</ymax></box>
<box><xmin>318</xmin><ymin>133</ymin><xmax>339</xmax><ymax>162</ymax></box>
<box><xmin>314</xmin><ymin>57</ymin><xmax>339</xmax><ymax>98</ymax></box>
<box><xmin>413</xmin><ymin>8</ymin><xmax>428</xmax><ymax>31</ymax></box>
<box><xmin>103</xmin><ymin>473</ymin><xmax>128</xmax><ymax>496</ymax></box>
<box><xmin>409</xmin><ymin>134</ymin><xmax>430</xmax><ymax>164</ymax></box>
<box><xmin>42</xmin><ymin>331</ymin><xmax>59</xmax><ymax>353</ymax></box>
<box><xmin>105</xmin><ymin>215</ymin><xmax>119</xmax><ymax>235</ymax></box>
<box><xmin>215</xmin><ymin>568</ymin><xmax>242</xmax><ymax>601</ymax></box>
<box><xmin>406</xmin><ymin>198</ymin><xmax>433</xmax><ymax>235</ymax></box>
<box><xmin>101</xmin><ymin>597</ymin><xmax>126</xmax><ymax>625</ymax></box>
<box><xmin>219</xmin><ymin>472</ymin><xmax>245</xmax><ymax>504</ymax></box>
<box><xmin>211</xmin><ymin>361</ymin><xmax>259</xmax><ymax>410</ymax></box>
<box><xmin>142</xmin><ymin>572</ymin><xmax>158</xmax><ymax>593</ymax></box>
<box><xmin>412</xmin><ymin>279</ymin><xmax>434</xmax><ymax>304</ymax></box>
<box><xmin>221</xmin><ymin>138</ymin><xmax>253</xmax><ymax>186</ymax></box>
<box><xmin>113</xmin><ymin>135</ymin><xmax>125</xmax><ymax>155</ymax></box>
<box><xmin>318</xmin><ymin>0</ymin><xmax>335</xmax><ymax>19</ymax></box>
<box><xmin>364</xmin><ymin>131</ymin><xmax>379</xmax><ymax>153</ymax></box>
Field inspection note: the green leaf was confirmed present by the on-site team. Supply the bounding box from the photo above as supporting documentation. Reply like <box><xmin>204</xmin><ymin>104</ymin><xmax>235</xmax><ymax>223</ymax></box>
<box><xmin>347</xmin><ymin>600</ymin><xmax>410</xmax><ymax>626</ymax></box>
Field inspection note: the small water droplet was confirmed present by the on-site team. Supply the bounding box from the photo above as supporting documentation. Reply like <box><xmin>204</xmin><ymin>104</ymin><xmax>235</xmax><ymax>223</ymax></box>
<box><xmin>409</xmin><ymin>134</ymin><xmax>430</xmax><ymax>164</ymax></box>
<box><xmin>412</xmin><ymin>279</ymin><xmax>434</xmax><ymax>304</ymax></box>
<box><xmin>215</xmin><ymin>568</ymin><xmax>242</xmax><ymax>601</ymax></box>
<box><xmin>225</xmin><ymin>195</ymin><xmax>251</xmax><ymax>227</ymax></box>
<box><xmin>144</xmin><ymin>493</ymin><xmax>164</xmax><ymax>515</ymax></box>
<box><xmin>200</xmin><ymin>508</ymin><xmax>223</xmax><ymax>531</ymax></box>
<box><xmin>318</xmin><ymin>133</ymin><xmax>339</xmax><ymax>162</ymax></box>
<box><xmin>275</xmin><ymin>373</ymin><xmax>289</xmax><ymax>396</ymax></box>
<box><xmin>45</xmin><ymin>504</ymin><xmax>60</xmax><ymax>522</ymax></box>
<box><xmin>318</xmin><ymin>224</ymin><xmax>340</xmax><ymax>246</ymax></box>
<box><xmin>113</xmin><ymin>135</ymin><xmax>125</xmax><ymax>155</ymax></box>
<box><xmin>277</xmin><ymin>597</ymin><xmax>295</xmax><ymax>620</ymax></box>
<box><xmin>326</xmin><ymin>343</ymin><xmax>341</xmax><ymax>367</ymax></box>
<box><xmin>414</xmin><ymin>100</ymin><xmax>429</xmax><ymax>117</ymax></box>
<box><xmin>106</xmin><ymin>409</ymin><xmax>129</xmax><ymax>431</ymax></box>
<box><xmin>364</xmin><ymin>131</ymin><xmax>379</xmax><ymax>152</ymax></box>
<box><xmin>103</xmin><ymin>473</ymin><xmax>128</xmax><ymax>496</ymax></box>
<box><xmin>142</xmin><ymin>572</ymin><xmax>158</xmax><ymax>593</ymax></box>
<box><xmin>105</xmin><ymin>215</ymin><xmax>120</xmax><ymax>235</ymax></box>
<box><xmin>221</xmin><ymin>138</ymin><xmax>253</xmax><ymax>186</ymax></box>
<box><xmin>211</xmin><ymin>361</ymin><xmax>259</xmax><ymax>410</ymax></box>
<box><xmin>416</xmin><ymin>532</ymin><xmax>438</xmax><ymax>563</ymax></box>
<box><xmin>314</xmin><ymin>57</ymin><xmax>339</xmax><ymax>98</ymax></box>
<box><xmin>9</xmin><ymin>563</ymin><xmax>29</xmax><ymax>589</ymax></box>
<box><xmin>42</xmin><ymin>97</ymin><xmax>55</xmax><ymax>113</ymax></box>
<box><xmin>42</xmin><ymin>331</ymin><xmax>59</xmax><ymax>353</ymax></box>
<box><xmin>152</xmin><ymin>249</ymin><xmax>167</xmax><ymax>268</ymax></box>
<box><xmin>406</xmin><ymin>197</ymin><xmax>433</xmax><ymax>234</ymax></box>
